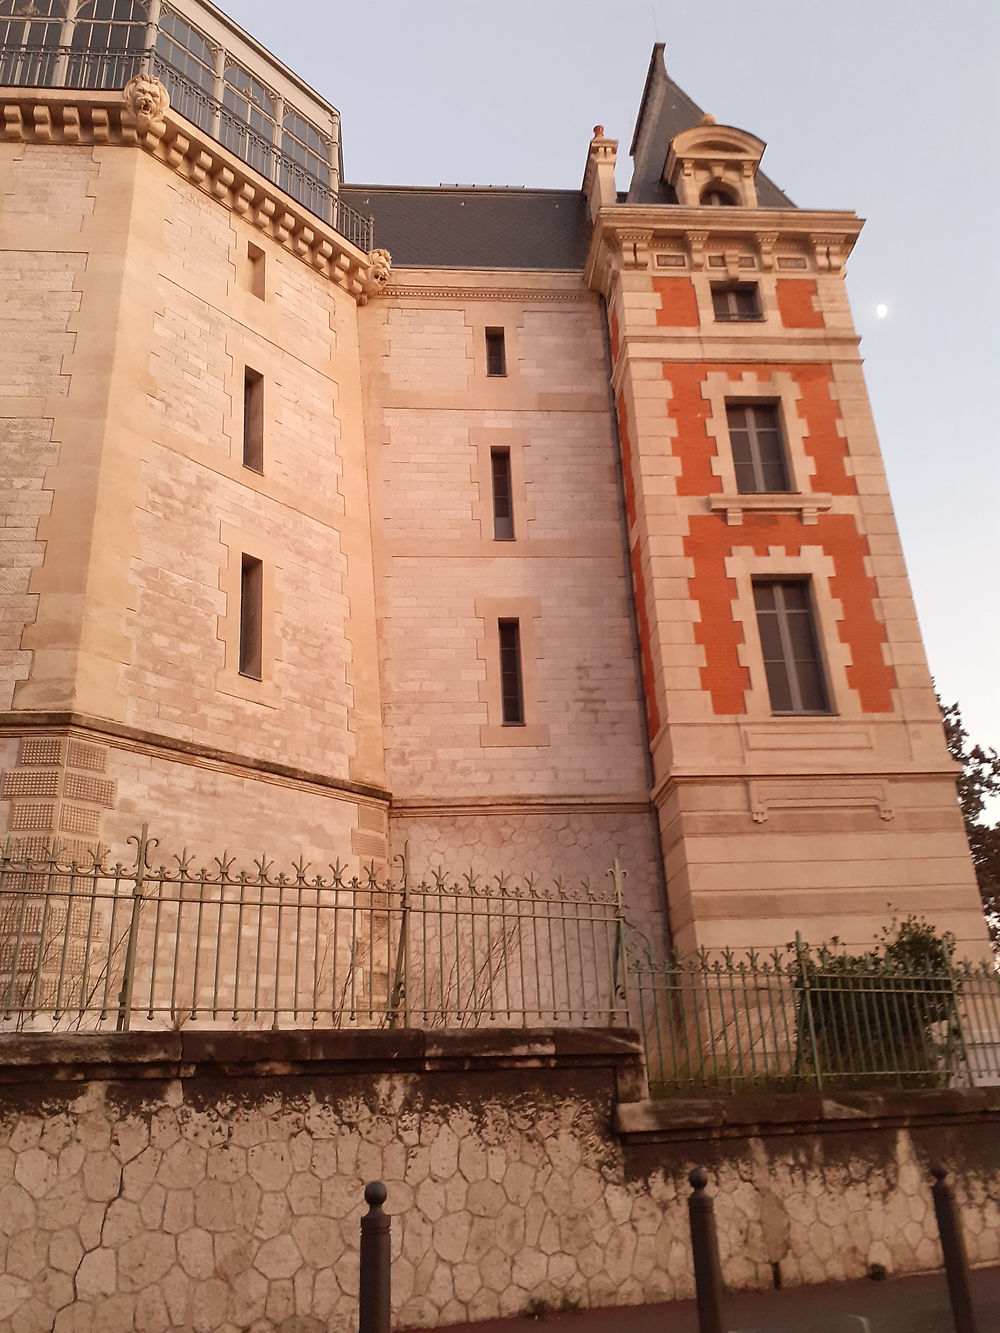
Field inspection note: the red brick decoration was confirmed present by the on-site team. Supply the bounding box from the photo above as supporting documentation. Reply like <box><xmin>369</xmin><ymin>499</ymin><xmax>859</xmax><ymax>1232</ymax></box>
<box><xmin>775</xmin><ymin>278</ymin><xmax>824</xmax><ymax>329</ymax></box>
<box><xmin>684</xmin><ymin>512</ymin><xmax>897</xmax><ymax>715</ymax></box>
<box><xmin>669</xmin><ymin>364</ymin><xmax>724</xmax><ymax>496</ymax></box>
<box><xmin>616</xmin><ymin>393</ymin><xmax>661</xmax><ymax>738</ymax></box>
<box><xmin>669</xmin><ymin>362</ymin><xmax>855</xmax><ymax>497</ymax></box>
<box><xmin>653</xmin><ymin>276</ymin><xmax>700</xmax><ymax>328</ymax></box>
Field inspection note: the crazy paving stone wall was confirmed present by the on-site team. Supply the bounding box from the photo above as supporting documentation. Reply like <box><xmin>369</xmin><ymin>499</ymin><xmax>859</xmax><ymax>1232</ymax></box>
<box><xmin>0</xmin><ymin>1031</ymin><xmax>997</xmax><ymax>1332</ymax></box>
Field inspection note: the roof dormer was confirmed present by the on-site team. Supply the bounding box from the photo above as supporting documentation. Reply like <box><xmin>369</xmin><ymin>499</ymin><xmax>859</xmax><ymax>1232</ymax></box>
<box><xmin>664</xmin><ymin>115</ymin><xmax>766</xmax><ymax>208</ymax></box>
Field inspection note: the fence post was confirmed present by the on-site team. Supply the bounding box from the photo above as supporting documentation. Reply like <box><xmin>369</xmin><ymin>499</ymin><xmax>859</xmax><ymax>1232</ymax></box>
<box><xmin>609</xmin><ymin>859</ymin><xmax>630</xmax><ymax>1023</ymax></box>
<box><xmin>388</xmin><ymin>843</ymin><xmax>410</xmax><ymax>1029</ymax></box>
<box><xmin>687</xmin><ymin>1167</ymin><xmax>724</xmax><ymax>1333</ymax></box>
<box><xmin>116</xmin><ymin>823</ymin><xmax>150</xmax><ymax>1033</ymax></box>
<box><xmin>794</xmin><ymin>931</ymin><xmax>823</xmax><ymax>1091</ymax></box>
<box><xmin>359</xmin><ymin>1181</ymin><xmax>391</xmax><ymax>1333</ymax></box>
<box><xmin>930</xmin><ymin>1165</ymin><xmax>978</xmax><ymax>1333</ymax></box>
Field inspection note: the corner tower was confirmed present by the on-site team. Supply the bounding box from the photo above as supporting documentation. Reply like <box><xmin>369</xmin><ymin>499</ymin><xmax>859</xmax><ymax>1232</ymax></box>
<box><xmin>585</xmin><ymin>47</ymin><xmax>989</xmax><ymax>956</ymax></box>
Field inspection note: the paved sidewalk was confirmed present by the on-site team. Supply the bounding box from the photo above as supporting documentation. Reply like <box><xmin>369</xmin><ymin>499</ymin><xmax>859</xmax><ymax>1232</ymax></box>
<box><xmin>407</xmin><ymin>1264</ymin><xmax>1000</xmax><ymax>1332</ymax></box>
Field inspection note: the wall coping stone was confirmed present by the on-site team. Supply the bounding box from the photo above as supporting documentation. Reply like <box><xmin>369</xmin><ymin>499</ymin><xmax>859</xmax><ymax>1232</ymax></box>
<box><xmin>614</xmin><ymin>1087</ymin><xmax>1000</xmax><ymax>1143</ymax></box>
<box><xmin>0</xmin><ymin>1026</ymin><xmax>648</xmax><ymax>1099</ymax></box>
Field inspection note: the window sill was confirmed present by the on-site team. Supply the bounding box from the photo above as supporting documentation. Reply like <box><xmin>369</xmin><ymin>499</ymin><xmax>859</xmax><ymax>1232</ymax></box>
<box><xmin>769</xmin><ymin>710</ymin><xmax>836</xmax><ymax>718</ymax></box>
<box><xmin>709</xmin><ymin>492</ymin><xmax>833</xmax><ymax>526</ymax></box>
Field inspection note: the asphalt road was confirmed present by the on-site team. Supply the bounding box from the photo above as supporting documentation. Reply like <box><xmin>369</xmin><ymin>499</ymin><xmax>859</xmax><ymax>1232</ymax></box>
<box><xmin>405</xmin><ymin>1264</ymin><xmax>1000</xmax><ymax>1332</ymax></box>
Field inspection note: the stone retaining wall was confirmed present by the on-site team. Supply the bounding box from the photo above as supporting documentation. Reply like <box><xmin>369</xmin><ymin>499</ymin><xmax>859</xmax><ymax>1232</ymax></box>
<box><xmin>0</xmin><ymin>1030</ymin><xmax>997</xmax><ymax>1331</ymax></box>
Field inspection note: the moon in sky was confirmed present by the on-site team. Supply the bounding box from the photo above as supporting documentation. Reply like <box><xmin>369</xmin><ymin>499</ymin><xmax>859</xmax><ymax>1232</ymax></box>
<box><xmin>876</xmin><ymin>304</ymin><xmax>888</xmax><ymax>319</ymax></box>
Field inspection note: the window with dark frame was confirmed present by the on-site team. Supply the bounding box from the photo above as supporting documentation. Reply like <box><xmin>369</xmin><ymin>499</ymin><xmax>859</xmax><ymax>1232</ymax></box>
<box><xmin>753</xmin><ymin>580</ymin><xmax>830</xmax><ymax>714</ymax></box>
<box><xmin>726</xmin><ymin>403</ymin><xmax>790</xmax><ymax>493</ymax></box>
<box><xmin>498</xmin><ymin>619</ymin><xmax>525</xmax><ymax>725</ymax></box>
<box><xmin>491</xmin><ymin>448</ymin><xmax>514</xmax><ymax>540</ymax></box>
<box><xmin>485</xmin><ymin>327</ymin><xmax>507</xmax><ymax>377</ymax></box>
<box><xmin>243</xmin><ymin>367</ymin><xmax>264</xmax><ymax>472</ymax></box>
<box><xmin>711</xmin><ymin>282</ymin><xmax>761</xmax><ymax>322</ymax></box>
<box><xmin>239</xmin><ymin>554</ymin><xmax>263</xmax><ymax>680</ymax></box>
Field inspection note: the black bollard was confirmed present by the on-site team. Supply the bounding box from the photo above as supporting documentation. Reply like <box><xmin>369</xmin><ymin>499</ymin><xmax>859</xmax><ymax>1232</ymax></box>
<box><xmin>930</xmin><ymin>1165</ymin><xmax>978</xmax><ymax>1333</ymax></box>
<box><xmin>359</xmin><ymin>1181</ymin><xmax>391</xmax><ymax>1333</ymax></box>
<box><xmin>687</xmin><ymin>1167</ymin><xmax>724</xmax><ymax>1333</ymax></box>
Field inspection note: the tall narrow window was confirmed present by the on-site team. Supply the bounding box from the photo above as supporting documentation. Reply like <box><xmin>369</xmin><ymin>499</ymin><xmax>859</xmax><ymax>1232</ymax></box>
<box><xmin>239</xmin><ymin>554</ymin><xmax>263</xmax><ymax>680</ymax></box>
<box><xmin>498</xmin><ymin>619</ymin><xmax>524</xmax><ymax>725</ymax></box>
<box><xmin>485</xmin><ymin>328</ymin><xmax>506</xmax><ymax>377</ymax></box>
<box><xmin>727</xmin><ymin>403</ymin><xmax>789</xmax><ymax>493</ymax></box>
<box><xmin>491</xmin><ymin>448</ymin><xmax>514</xmax><ymax>540</ymax></box>
<box><xmin>248</xmin><ymin>243</ymin><xmax>266</xmax><ymax>300</ymax></box>
<box><xmin>753</xmin><ymin>581</ymin><xmax>829</xmax><ymax>714</ymax></box>
<box><xmin>243</xmin><ymin>368</ymin><xmax>263</xmax><ymax>472</ymax></box>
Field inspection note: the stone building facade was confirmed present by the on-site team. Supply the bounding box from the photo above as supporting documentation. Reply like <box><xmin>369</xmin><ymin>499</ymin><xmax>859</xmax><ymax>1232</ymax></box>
<box><xmin>0</xmin><ymin>0</ymin><xmax>989</xmax><ymax>958</ymax></box>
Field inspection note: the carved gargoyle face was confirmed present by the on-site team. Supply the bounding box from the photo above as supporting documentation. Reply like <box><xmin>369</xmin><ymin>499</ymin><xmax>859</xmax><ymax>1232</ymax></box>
<box><xmin>368</xmin><ymin>248</ymin><xmax>392</xmax><ymax>285</ymax></box>
<box><xmin>133</xmin><ymin>86</ymin><xmax>159</xmax><ymax>117</ymax></box>
<box><xmin>124</xmin><ymin>75</ymin><xmax>169</xmax><ymax>125</ymax></box>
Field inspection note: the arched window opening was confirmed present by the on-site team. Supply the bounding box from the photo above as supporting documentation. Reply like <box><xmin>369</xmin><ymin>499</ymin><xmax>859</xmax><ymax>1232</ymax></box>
<box><xmin>281</xmin><ymin>109</ymin><xmax>330</xmax><ymax>215</ymax></box>
<box><xmin>68</xmin><ymin>0</ymin><xmax>147</xmax><ymax>89</ymax></box>
<box><xmin>221</xmin><ymin>63</ymin><xmax>275</xmax><ymax>178</ymax></box>
<box><xmin>701</xmin><ymin>185</ymin><xmax>738</xmax><ymax>206</ymax></box>
<box><xmin>0</xmin><ymin>0</ymin><xmax>65</xmax><ymax>86</ymax></box>
<box><xmin>154</xmin><ymin>7</ymin><xmax>215</xmax><ymax>133</ymax></box>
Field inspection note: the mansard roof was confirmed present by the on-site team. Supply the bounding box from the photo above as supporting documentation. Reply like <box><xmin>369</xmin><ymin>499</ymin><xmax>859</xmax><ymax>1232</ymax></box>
<box><xmin>626</xmin><ymin>44</ymin><xmax>794</xmax><ymax>209</ymax></box>
<box><xmin>339</xmin><ymin>185</ymin><xmax>590</xmax><ymax>271</ymax></box>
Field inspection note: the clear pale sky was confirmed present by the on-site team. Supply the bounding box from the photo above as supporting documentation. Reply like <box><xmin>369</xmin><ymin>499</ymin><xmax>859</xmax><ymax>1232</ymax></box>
<box><xmin>226</xmin><ymin>0</ymin><xmax>999</xmax><ymax>758</ymax></box>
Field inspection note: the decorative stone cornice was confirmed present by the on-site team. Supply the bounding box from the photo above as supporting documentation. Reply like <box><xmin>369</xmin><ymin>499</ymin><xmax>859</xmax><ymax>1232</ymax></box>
<box><xmin>381</xmin><ymin>283</ymin><xmax>593</xmax><ymax>304</ymax></box>
<box><xmin>585</xmin><ymin>206</ymin><xmax>864</xmax><ymax>294</ymax></box>
<box><xmin>0</xmin><ymin>83</ymin><xmax>390</xmax><ymax>304</ymax></box>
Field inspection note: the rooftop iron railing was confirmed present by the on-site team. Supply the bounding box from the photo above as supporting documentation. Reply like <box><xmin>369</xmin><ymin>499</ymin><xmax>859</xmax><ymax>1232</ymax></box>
<box><xmin>0</xmin><ymin>44</ymin><xmax>375</xmax><ymax>252</ymax></box>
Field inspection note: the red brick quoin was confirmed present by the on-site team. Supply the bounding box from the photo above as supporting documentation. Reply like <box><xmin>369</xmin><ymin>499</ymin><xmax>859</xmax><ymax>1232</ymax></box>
<box><xmin>616</xmin><ymin>393</ymin><xmax>661</xmax><ymax>737</ymax></box>
<box><xmin>684</xmin><ymin>511</ymin><xmax>897</xmax><ymax>715</ymax></box>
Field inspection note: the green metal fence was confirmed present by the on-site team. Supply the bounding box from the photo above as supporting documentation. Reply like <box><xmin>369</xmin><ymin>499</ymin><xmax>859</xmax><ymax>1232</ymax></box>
<box><xmin>0</xmin><ymin>831</ymin><xmax>629</xmax><ymax>1033</ymax></box>
<box><xmin>628</xmin><ymin>937</ymin><xmax>1000</xmax><ymax>1094</ymax></box>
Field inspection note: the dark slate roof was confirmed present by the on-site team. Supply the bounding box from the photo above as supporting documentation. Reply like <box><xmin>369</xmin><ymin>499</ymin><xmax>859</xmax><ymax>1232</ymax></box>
<box><xmin>339</xmin><ymin>186</ymin><xmax>591</xmax><ymax>270</ymax></box>
<box><xmin>627</xmin><ymin>44</ymin><xmax>794</xmax><ymax>209</ymax></box>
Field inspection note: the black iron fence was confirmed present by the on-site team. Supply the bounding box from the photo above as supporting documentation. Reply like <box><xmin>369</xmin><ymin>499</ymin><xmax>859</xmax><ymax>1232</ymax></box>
<box><xmin>629</xmin><ymin>935</ymin><xmax>1000</xmax><ymax>1094</ymax></box>
<box><xmin>1</xmin><ymin>832</ymin><xmax>998</xmax><ymax>1093</ymax></box>
<box><xmin>0</xmin><ymin>831</ymin><xmax>628</xmax><ymax>1033</ymax></box>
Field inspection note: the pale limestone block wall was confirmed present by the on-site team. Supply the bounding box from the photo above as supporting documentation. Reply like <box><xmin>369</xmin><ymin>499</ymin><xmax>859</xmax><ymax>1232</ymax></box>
<box><xmin>659</xmin><ymin>775</ymin><xmax>992</xmax><ymax>958</ymax></box>
<box><xmin>99</xmin><ymin>745</ymin><xmax>379</xmax><ymax>870</ymax></box>
<box><xmin>391</xmin><ymin>809</ymin><xmax>665</xmax><ymax>933</ymax></box>
<box><xmin>0</xmin><ymin>1032</ymin><xmax>997</xmax><ymax>1333</ymax></box>
<box><xmin>0</xmin><ymin>137</ymin><xmax>386</xmax><ymax>860</ymax></box>
<box><xmin>123</xmin><ymin>160</ymin><xmax>378</xmax><ymax>788</ymax></box>
<box><xmin>361</xmin><ymin>273</ymin><xmax>661</xmax><ymax>929</ymax></box>
<box><xmin>0</xmin><ymin>145</ymin><xmax>96</xmax><ymax>712</ymax></box>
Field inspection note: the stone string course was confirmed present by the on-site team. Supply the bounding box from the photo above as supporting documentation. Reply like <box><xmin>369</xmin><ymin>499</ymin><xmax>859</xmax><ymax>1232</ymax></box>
<box><xmin>0</xmin><ymin>1031</ymin><xmax>997</xmax><ymax>1332</ymax></box>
